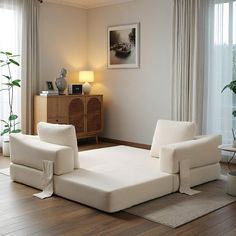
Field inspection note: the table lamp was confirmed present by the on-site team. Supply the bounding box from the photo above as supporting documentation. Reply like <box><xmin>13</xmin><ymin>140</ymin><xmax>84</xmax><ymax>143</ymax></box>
<box><xmin>79</xmin><ymin>71</ymin><xmax>94</xmax><ymax>95</ymax></box>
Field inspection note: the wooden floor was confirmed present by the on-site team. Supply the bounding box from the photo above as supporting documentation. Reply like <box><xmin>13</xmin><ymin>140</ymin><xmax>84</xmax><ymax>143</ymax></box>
<box><xmin>1</xmin><ymin>142</ymin><xmax>236</xmax><ymax>236</ymax></box>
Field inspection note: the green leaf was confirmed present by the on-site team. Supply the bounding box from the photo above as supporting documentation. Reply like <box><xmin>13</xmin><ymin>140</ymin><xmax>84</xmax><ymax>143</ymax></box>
<box><xmin>222</xmin><ymin>85</ymin><xmax>229</xmax><ymax>93</ymax></box>
<box><xmin>1</xmin><ymin>128</ymin><xmax>10</xmax><ymax>136</ymax></box>
<box><xmin>11</xmin><ymin>129</ymin><xmax>21</xmax><ymax>133</ymax></box>
<box><xmin>222</xmin><ymin>80</ymin><xmax>236</xmax><ymax>94</ymax></box>
<box><xmin>2</xmin><ymin>75</ymin><xmax>11</xmax><ymax>80</ymax></box>
<box><xmin>0</xmin><ymin>51</ymin><xmax>12</xmax><ymax>56</ymax></box>
<box><xmin>9</xmin><ymin>114</ymin><xmax>18</xmax><ymax>121</ymax></box>
<box><xmin>9</xmin><ymin>58</ymin><xmax>19</xmax><ymax>66</ymax></box>
<box><xmin>12</xmin><ymin>80</ymin><xmax>20</xmax><ymax>87</ymax></box>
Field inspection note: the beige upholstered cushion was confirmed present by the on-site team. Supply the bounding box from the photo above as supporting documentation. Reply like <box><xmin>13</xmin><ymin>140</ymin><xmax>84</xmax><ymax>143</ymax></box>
<box><xmin>10</xmin><ymin>134</ymin><xmax>74</xmax><ymax>175</ymax></box>
<box><xmin>150</xmin><ymin>120</ymin><xmax>196</xmax><ymax>158</ymax></box>
<box><xmin>160</xmin><ymin>135</ymin><xmax>222</xmax><ymax>174</ymax></box>
<box><xmin>37</xmin><ymin>122</ymin><xmax>79</xmax><ymax>168</ymax></box>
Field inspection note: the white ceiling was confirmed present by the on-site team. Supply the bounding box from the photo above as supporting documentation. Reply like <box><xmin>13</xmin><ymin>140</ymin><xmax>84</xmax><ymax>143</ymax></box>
<box><xmin>44</xmin><ymin>0</ymin><xmax>135</xmax><ymax>9</ymax></box>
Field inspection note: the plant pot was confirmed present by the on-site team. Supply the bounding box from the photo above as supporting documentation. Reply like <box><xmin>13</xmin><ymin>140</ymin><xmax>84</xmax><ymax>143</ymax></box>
<box><xmin>2</xmin><ymin>141</ymin><xmax>10</xmax><ymax>157</ymax></box>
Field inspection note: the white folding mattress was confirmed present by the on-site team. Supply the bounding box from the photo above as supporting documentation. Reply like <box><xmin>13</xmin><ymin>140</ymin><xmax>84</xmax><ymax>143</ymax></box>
<box><xmin>10</xmin><ymin>145</ymin><xmax>220</xmax><ymax>212</ymax></box>
<box><xmin>54</xmin><ymin>146</ymin><xmax>179</xmax><ymax>212</ymax></box>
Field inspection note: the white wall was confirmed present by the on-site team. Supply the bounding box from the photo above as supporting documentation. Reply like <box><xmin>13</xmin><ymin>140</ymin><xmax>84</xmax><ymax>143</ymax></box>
<box><xmin>39</xmin><ymin>2</ymin><xmax>87</xmax><ymax>91</ymax></box>
<box><xmin>88</xmin><ymin>0</ymin><xmax>173</xmax><ymax>145</ymax></box>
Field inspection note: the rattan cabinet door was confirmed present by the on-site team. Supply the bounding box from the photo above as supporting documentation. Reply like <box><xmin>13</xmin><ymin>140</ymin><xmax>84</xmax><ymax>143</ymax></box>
<box><xmin>86</xmin><ymin>96</ymin><xmax>103</xmax><ymax>134</ymax></box>
<box><xmin>68</xmin><ymin>97</ymin><xmax>86</xmax><ymax>137</ymax></box>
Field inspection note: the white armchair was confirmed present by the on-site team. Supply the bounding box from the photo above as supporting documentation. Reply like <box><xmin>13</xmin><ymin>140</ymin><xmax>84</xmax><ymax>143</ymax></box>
<box><xmin>10</xmin><ymin>122</ymin><xmax>79</xmax><ymax>176</ymax></box>
<box><xmin>150</xmin><ymin>120</ymin><xmax>221</xmax><ymax>177</ymax></box>
<box><xmin>10</xmin><ymin>134</ymin><xmax>74</xmax><ymax>175</ymax></box>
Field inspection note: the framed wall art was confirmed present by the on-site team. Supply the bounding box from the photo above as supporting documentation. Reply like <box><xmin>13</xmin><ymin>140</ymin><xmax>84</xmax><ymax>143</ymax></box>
<box><xmin>46</xmin><ymin>81</ymin><xmax>54</xmax><ymax>90</ymax></box>
<box><xmin>108</xmin><ymin>23</ymin><xmax>139</xmax><ymax>69</ymax></box>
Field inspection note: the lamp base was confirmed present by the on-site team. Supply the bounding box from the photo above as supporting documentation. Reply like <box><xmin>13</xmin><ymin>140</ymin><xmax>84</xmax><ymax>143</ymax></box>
<box><xmin>83</xmin><ymin>82</ymin><xmax>91</xmax><ymax>95</ymax></box>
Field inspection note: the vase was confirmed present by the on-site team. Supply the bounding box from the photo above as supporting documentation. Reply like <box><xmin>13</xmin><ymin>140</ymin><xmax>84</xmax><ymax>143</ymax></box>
<box><xmin>2</xmin><ymin>141</ymin><xmax>10</xmax><ymax>157</ymax></box>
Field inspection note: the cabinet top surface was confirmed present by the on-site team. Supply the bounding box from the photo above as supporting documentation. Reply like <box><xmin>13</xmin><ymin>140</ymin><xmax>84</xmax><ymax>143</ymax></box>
<box><xmin>36</xmin><ymin>94</ymin><xmax>103</xmax><ymax>98</ymax></box>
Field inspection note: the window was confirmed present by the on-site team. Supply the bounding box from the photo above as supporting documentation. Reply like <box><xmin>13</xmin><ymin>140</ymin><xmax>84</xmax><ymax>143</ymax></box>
<box><xmin>0</xmin><ymin>5</ymin><xmax>21</xmax><ymax>145</ymax></box>
<box><xmin>203</xmin><ymin>0</ymin><xmax>236</xmax><ymax>144</ymax></box>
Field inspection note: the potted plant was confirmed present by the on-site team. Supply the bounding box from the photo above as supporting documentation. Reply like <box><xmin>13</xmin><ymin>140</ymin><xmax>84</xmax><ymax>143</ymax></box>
<box><xmin>222</xmin><ymin>80</ymin><xmax>236</xmax><ymax>116</ymax></box>
<box><xmin>0</xmin><ymin>51</ymin><xmax>21</xmax><ymax>156</ymax></box>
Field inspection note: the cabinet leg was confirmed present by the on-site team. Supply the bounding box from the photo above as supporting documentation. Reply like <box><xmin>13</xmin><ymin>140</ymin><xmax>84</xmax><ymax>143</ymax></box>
<box><xmin>96</xmin><ymin>135</ymin><xmax>99</xmax><ymax>144</ymax></box>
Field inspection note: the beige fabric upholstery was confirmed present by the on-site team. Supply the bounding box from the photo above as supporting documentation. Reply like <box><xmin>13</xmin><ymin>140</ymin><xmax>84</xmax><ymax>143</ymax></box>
<box><xmin>54</xmin><ymin>146</ymin><xmax>179</xmax><ymax>212</ymax></box>
<box><xmin>150</xmin><ymin>120</ymin><xmax>196</xmax><ymax>157</ymax></box>
<box><xmin>10</xmin><ymin>134</ymin><xmax>74</xmax><ymax>175</ymax></box>
<box><xmin>10</xmin><ymin>163</ymin><xmax>43</xmax><ymax>190</ymax></box>
<box><xmin>9</xmin><ymin>120</ymin><xmax>221</xmax><ymax>212</ymax></box>
<box><xmin>38</xmin><ymin>122</ymin><xmax>79</xmax><ymax>168</ymax></box>
<box><xmin>160</xmin><ymin>135</ymin><xmax>222</xmax><ymax>174</ymax></box>
<box><xmin>9</xmin><ymin>143</ymin><xmax>221</xmax><ymax>212</ymax></box>
<box><xmin>189</xmin><ymin>163</ymin><xmax>220</xmax><ymax>187</ymax></box>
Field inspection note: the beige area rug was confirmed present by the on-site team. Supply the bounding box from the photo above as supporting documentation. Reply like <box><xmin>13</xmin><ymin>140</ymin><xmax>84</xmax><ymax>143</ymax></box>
<box><xmin>0</xmin><ymin>168</ymin><xmax>10</xmax><ymax>176</ymax></box>
<box><xmin>125</xmin><ymin>178</ymin><xmax>236</xmax><ymax>228</ymax></box>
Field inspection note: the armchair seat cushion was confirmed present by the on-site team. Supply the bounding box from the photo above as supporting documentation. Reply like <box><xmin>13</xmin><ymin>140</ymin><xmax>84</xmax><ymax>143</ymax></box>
<box><xmin>10</xmin><ymin>134</ymin><xmax>74</xmax><ymax>175</ymax></box>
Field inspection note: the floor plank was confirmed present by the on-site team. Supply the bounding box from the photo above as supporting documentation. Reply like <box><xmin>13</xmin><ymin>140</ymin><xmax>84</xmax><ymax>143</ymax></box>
<box><xmin>0</xmin><ymin>142</ymin><xmax>236</xmax><ymax>235</ymax></box>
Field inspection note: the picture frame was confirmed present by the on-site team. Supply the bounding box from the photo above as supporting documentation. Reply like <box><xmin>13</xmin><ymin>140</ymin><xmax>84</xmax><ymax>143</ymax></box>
<box><xmin>46</xmin><ymin>81</ymin><xmax>54</xmax><ymax>91</ymax></box>
<box><xmin>108</xmin><ymin>23</ymin><xmax>139</xmax><ymax>69</ymax></box>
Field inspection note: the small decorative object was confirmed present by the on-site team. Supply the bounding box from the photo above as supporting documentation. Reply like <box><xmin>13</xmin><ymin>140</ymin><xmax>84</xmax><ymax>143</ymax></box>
<box><xmin>46</xmin><ymin>81</ymin><xmax>54</xmax><ymax>91</ymax></box>
<box><xmin>0</xmin><ymin>51</ymin><xmax>21</xmax><ymax>157</ymax></box>
<box><xmin>108</xmin><ymin>23</ymin><xmax>139</xmax><ymax>69</ymax></box>
<box><xmin>68</xmin><ymin>84</ymin><xmax>83</xmax><ymax>95</ymax></box>
<box><xmin>79</xmin><ymin>71</ymin><xmax>94</xmax><ymax>95</ymax></box>
<box><xmin>40</xmin><ymin>90</ymin><xmax>59</xmax><ymax>96</ymax></box>
<box><xmin>55</xmin><ymin>68</ymin><xmax>67</xmax><ymax>95</ymax></box>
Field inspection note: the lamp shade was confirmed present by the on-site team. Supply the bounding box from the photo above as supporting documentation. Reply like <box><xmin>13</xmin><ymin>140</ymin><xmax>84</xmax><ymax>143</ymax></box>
<box><xmin>79</xmin><ymin>71</ymin><xmax>94</xmax><ymax>83</ymax></box>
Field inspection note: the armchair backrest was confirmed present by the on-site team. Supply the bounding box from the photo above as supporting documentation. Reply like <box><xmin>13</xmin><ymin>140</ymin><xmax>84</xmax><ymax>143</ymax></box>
<box><xmin>37</xmin><ymin>122</ymin><xmax>79</xmax><ymax>168</ymax></box>
<box><xmin>150</xmin><ymin>120</ymin><xmax>196</xmax><ymax>158</ymax></box>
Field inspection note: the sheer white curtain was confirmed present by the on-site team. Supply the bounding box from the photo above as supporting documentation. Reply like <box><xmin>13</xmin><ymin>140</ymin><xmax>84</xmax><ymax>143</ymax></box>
<box><xmin>203</xmin><ymin>0</ymin><xmax>235</xmax><ymax>144</ymax></box>
<box><xmin>0</xmin><ymin>0</ymin><xmax>40</xmax><ymax>147</ymax></box>
<box><xmin>0</xmin><ymin>0</ymin><xmax>22</xmax><ymax>147</ymax></box>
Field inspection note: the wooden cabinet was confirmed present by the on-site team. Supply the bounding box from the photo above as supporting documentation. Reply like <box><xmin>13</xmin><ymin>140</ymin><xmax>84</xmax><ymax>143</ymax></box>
<box><xmin>34</xmin><ymin>95</ymin><xmax>103</xmax><ymax>142</ymax></box>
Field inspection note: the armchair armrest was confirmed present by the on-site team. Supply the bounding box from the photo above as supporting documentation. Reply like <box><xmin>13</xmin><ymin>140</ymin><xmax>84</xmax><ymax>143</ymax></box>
<box><xmin>159</xmin><ymin>135</ymin><xmax>222</xmax><ymax>174</ymax></box>
<box><xmin>10</xmin><ymin>134</ymin><xmax>74</xmax><ymax>175</ymax></box>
